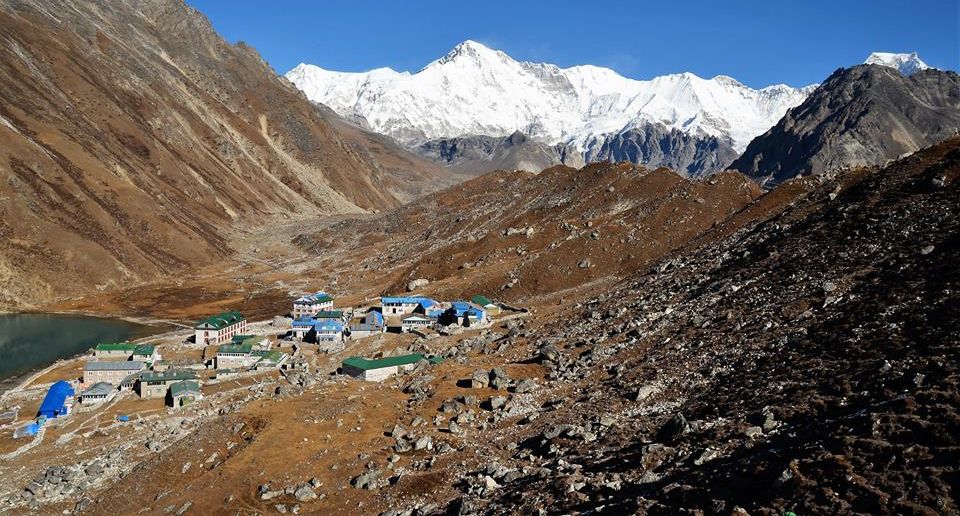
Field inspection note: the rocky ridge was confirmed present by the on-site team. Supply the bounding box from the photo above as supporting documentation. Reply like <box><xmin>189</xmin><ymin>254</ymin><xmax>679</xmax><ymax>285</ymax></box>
<box><xmin>730</xmin><ymin>65</ymin><xmax>960</xmax><ymax>186</ymax></box>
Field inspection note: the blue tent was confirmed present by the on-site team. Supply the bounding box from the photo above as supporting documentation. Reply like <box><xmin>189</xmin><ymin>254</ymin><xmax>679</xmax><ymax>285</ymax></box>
<box><xmin>37</xmin><ymin>380</ymin><xmax>74</xmax><ymax>419</ymax></box>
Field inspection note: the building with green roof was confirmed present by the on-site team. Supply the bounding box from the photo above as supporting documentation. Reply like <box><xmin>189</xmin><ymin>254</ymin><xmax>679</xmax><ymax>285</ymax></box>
<box><xmin>293</xmin><ymin>291</ymin><xmax>334</xmax><ymax>318</ymax></box>
<box><xmin>132</xmin><ymin>344</ymin><xmax>157</xmax><ymax>363</ymax></box>
<box><xmin>195</xmin><ymin>311</ymin><xmax>247</xmax><ymax>346</ymax></box>
<box><xmin>168</xmin><ymin>380</ymin><xmax>202</xmax><ymax>407</ymax></box>
<box><xmin>139</xmin><ymin>369</ymin><xmax>199</xmax><ymax>399</ymax></box>
<box><xmin>253</xmin><ymin>349</ymin><xmax>289</xmax><ymax>369</ymax></box>
<box><xmin>93</xmin><ymin>342</ymin><xmax>138</xmax><ymax>360</ymax></box>
<box><xmin>342</xmin><ymin>353</ymin><xmax>442</xmax><ymax>382</ymax></box>
<box><xmin>470</xmin><ymin>295</ymin><xmax>501</xmax><ymax>315</ymax></box>
<box><xmin>215</xmin><ymin>342</ymin><xmax>258</xmax><ymax>370</ymax></box>
<box><xmin>314</xmin><ymin>310</ymin><xmax>345</xmax><ymax>320</ymax></box>
<box><xmin>218</xmin><ymin>343</ymin><xmax>253</xmax><ymax>355</ymax></box>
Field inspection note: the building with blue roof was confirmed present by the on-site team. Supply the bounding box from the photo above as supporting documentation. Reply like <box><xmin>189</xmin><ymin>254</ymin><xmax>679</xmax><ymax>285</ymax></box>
<box><xmin>381</xmin><ymin>296</ymin><xmax>437</xmax><ymax>316</ymax></box>
<box><xmin>37</xmin><ymin>380</ymin><xmax>75</xmax><ymax>419</ymax></box>
<box><xmin>349</xmin><ymin>310</ymin><xmax>385</xmax><ymax>339</ymax></box>
<box><xmin>291</xmin><ymin>317</ymin><xmax>317</xmax><ymax>341</ymax></box>
<box><xmin>315</xmin><ymin>319</ymin><xmax>345</xmax><ymax>342</ymax></box>
<box><xmin>440</xmin><ymin>301</ymin><xmax>488</xmax><ymax>328</ymax></box>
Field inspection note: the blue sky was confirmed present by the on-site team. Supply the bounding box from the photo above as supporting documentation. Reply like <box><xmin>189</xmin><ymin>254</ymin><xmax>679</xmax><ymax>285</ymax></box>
<box><xmin>187</xmin><ymin>0</ymin><xmax>958</xmax><ymax>88</ymax></box>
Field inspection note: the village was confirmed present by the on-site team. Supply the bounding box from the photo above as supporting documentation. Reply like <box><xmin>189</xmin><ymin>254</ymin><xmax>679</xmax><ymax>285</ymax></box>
<box><xmin>0</xmin><ymin>290</ymin><xmax>507</xmax><ymax>451</ymax></box>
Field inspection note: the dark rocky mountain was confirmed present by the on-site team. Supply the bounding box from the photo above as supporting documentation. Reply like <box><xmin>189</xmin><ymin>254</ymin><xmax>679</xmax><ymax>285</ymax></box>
<box><xmin>416</xmin><ymin>131</ymin><xmax>584</xmax><ymax>175</ymax></box>
<box><xmin>730</xmin><ymin>64</ymin><xmax>960</xmax><ymax>186</ymax></box>
<box><xmin>583</xmin><ymin>123</ymin><xmax>739</xmax><ymax>178</ymax></box>
<box><xmin>417</xmin><ymin>124</ymin><xmax>737</xmax><ymax>177</ymax></box>
<box><xmin>0</xmin><ymin>0</ymin><xmax>449</xmax><ymax>308</ymax></box>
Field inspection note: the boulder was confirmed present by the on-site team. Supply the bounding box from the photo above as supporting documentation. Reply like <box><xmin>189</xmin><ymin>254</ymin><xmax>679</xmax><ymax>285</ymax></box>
<box><xmin>489</xmin><ymin>368</ymin><xmax>511</xmax><ymax>390</ymax></box>
<box><xmin>414</xmin><ymin>436</ymin><xmax>434</xmax><ymax>451</ymax></box>
<box><xmin>488</xmin><ymin>396</ymin><xmax>508</xmax><ymax>411</ymax></box>
<box><xmin>656</xmin><ymin>413</ymin><xmax>690</xmax><ymax>442</ymax></box>
<box><xmin>407</xmin><ymin>278</ymin><xmax>429</xmax><ymax>292</ymax></box>
<box><xmin>514</xmin><ymin>379</ymin><xmax>537</xmax><ymax>393</ymax></box>
<box><xmin>294</xmin><ymin>484</ymin><xmax>317</xmax><ymax>502</ymax></box>
<box><xmin>470</xmin><ymin>370</ymin><xmax>489</xmax><ymax>389</ymax></box>
<box><xmin>351</xmin><ymin>470</ymin><xmax>383</xmax><ymax>490</ymax></box>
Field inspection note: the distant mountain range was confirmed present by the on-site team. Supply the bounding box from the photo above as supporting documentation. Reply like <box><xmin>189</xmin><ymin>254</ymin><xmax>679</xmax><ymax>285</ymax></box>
<box><xmin>286</xmin><ymin>42</ymin><xmax>946</xmax><ymax>177</ymax></box>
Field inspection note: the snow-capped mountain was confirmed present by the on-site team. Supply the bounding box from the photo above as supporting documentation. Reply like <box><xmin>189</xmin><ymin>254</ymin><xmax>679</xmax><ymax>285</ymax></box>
<box><xmin>286</xmin><ymin>40</ymin><xmax>816</xmax><ymax>153</ymax></box>
<box><xmin>864</xmin><ymin>52</ymin><xmax>931</xmax><ymax>75</ymax></box>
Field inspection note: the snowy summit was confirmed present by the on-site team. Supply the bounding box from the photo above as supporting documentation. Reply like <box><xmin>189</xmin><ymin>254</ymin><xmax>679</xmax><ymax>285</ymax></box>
<box><xmin>285</xmin><ymin>40</ymin><xmax>816</xmax><ymax>152</ymax></box>
<box><xmin>864</xmin><ymin>52</ymin><xmax>931</xmax><ymax>76</ymax></box>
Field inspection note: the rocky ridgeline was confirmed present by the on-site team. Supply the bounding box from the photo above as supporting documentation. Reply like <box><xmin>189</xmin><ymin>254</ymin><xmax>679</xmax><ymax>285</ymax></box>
<box><xmin>429</xmin><ymin>138</ymin><xmax>959</xmax><ymax>514</ymax></box>
<box><xmin>339</xmin><ymin>138</ymin><xmax>958</xmax><ymax>515</ymax></box>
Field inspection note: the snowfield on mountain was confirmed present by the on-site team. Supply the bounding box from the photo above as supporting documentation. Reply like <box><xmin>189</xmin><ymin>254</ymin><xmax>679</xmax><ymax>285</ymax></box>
<box><xmin>286</xmin><ymin>40</ymin><xmax>816</xmax><ymax>152</ymax></box>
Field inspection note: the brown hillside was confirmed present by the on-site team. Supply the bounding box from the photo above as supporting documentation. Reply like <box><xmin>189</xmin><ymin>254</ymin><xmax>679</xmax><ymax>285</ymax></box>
<box><xmin>295</xmin><ymin>162</ymin><xmax>768</xmax><ymax>307</ymax></box>
<box><xmin>0</xmin><ymin>0</ymin><xmax>448</xmax><ymax>309</ymax></box>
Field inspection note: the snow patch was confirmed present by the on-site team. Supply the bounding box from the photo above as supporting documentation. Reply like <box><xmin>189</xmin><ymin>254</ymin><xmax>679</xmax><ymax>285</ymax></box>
<box><xmin>864</xmin><ymin>52</ymin><xmax>931</xmax><ymax>76</ymax></box>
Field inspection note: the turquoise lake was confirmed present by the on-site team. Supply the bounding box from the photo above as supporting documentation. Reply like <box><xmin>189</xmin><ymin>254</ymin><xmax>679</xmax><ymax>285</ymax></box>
<box><xmin>0</xmin><ymin>314</ymin><xmax>155</xmax><ymax>387</ymax></box>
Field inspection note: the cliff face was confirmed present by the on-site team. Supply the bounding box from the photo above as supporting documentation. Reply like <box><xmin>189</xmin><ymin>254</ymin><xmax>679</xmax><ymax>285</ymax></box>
<box><xmin>0</xmin><ymin>0</ymin><xmax>448</xmax><ymax>308</ymax></box>
<box><xmin>730</xmin><ymin>65</ymin><xmax>960</xmax><ymax>186</ymax></box>
<box><xmin>416</xmin><ymin>125</ymin><xmax>736</xmax><ymax>178</ymax></box>
<box><xmin>416</xmin><ymin>131</ymin><xmax>584</xmax><ymax>175</ymax></box>
<box><xmin>583</xmin><ymin>124</ymin><xmax>739</xmax><ymax>178</ymax></box>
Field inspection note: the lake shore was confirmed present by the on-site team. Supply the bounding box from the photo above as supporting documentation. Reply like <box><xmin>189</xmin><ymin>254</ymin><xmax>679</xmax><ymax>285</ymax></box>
<box><xmin>0</xmin><ymin>311</ymin><xmax>171</xmax><ymax>400</ymax></box>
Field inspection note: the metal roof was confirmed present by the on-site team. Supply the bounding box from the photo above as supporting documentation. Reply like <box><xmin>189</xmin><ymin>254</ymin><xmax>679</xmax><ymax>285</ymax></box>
<box><xmin>195</xmin><ymin>311</ymin><xmax>245</xmax><ymax>330</ymax></box>
<box><xmin>253</xmin><ymin>350</ymin><xmax>286</xmax><ymax>364</ymax></box>
<box><xmin>132</xmin><ymin>344</ymin><xmax>155</xmax><ymax>356</ymax></box>
<box><xmin>315</xmin><ymin>320</ymin><xmax>344</xmax><ymax>332</ymax></box>
<box><xmin>366</xmin><ymin>311</ymin><xmax>384</xmax><ymax>325</ymax></box>
<box><xmin>450</xmin><ymin>301</ymin><xmax>487</xmax><ymax>318</ymax></box>
<box><xmin>217</xmin><ymin>343</ymin><xmax>253</xmax><ymax>355</ymax></box>
<box><xmin>381</xmin><ymin>296</ymin><xmax>436</xmax><ymax>308</ymax></box>
<box><xmin>81</xmin><ymin>382</ymin><xmax>115</xmax><ymax>397</ymax></box>
<box><xmin>342</xmin><ymin>354</ymin><xmax>442</xmax><ymax>371</ymax></box>
<box><xmin>169</xmin><ymin>380</ymin><xmax>201</xmax><ymax>397</ymax></box>
<box><xmin>471</xmin><ymin>295</ymin><xmax>494</xmax><ymax>307</ymax></box>
<box><xmin>292</xmin><ymin>317</ymin><xmax>316</xmax><ymax>328</ymax></box>
<box><xmin>94</xmin><ymin>342</ymin><xmax>137</xmax><ymax>352</ymax></box>
<box><xmin>84</xmin><ymin>361</ymin><xmax>145</xmax><ymax>371</ymax></box>
<box><xmin>294</xmin><ymin>292</ymin><xmax>333</xmax><ymax>304</ymax></box>
<box><xmin>141</xmin><ymin>370</ymin><xmax>198</xmax><ymax>383</ymax></box>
